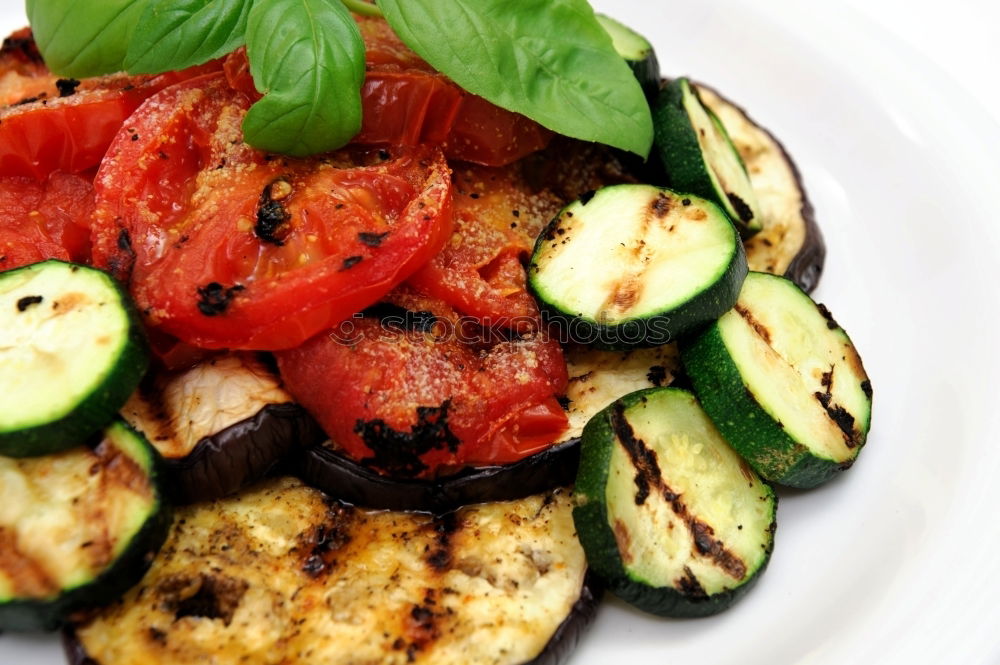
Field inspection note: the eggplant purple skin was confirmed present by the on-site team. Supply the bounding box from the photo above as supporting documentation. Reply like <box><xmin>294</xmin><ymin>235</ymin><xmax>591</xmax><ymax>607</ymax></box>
<box><xmin>295</xmin><ymin>438</ymin><xmax>581</xmax><ymax>513</ymax></box>
<box><xmin>522</xmin><ymin>571</ymin><xmax>604</xmax><ymax>665</ymax></box>
<box><xmin>61</xmin><ymin>571</ymin><xmax>603</xmax><ymax>665</ymax></box>
<box><xmin>163</xmin><ymin>404</ymin><xmax>324</xmax><ymax>504</ymax></box>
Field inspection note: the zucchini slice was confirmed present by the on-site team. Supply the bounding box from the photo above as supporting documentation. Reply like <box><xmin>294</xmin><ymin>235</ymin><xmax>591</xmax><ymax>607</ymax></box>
<box><xmin>595</xmin><ymin>14</ymin><xmax>660</xmax><ymax>98</ymax></box>
<box><xmin>694</xmin><ymin>83</ymin><xmax>826</xmax><ymax>292</ymax></box>
<box><xmin>0</xmin><ymin>420</ymin><xmax>170</xmax><ymax>631</ymax></box>
<box><xmin>70</xmin><ymin>477</ymin><xmax>599</xmax><ymax>665</ymax></box>
<box><xmin>654</xmin><ymin>78</ymin><xmax>763</xmax><ymax>238</ymax></box>
<box><xmin>527</xmin><ymin>185</ymin><xmax>747</xmax><ymax>348</ymax></box>
<box><xmin>122</xmin><ymin>353</ymin><xmax>323</xmax><ymax>503</ymax></box>
<box><xmin>574</xmin><ymin>388</ymin><xmax>775</xmax><ymax>617</ymax></box>
<box><xmin>0</xmin><ymin>260</ymin><xmax>148</xmax><ymax>457</ymax></box>
<box><xmin>680</xmin><ymin>271</ymin><xmax>872</xmax><ymax>488</ymax></box>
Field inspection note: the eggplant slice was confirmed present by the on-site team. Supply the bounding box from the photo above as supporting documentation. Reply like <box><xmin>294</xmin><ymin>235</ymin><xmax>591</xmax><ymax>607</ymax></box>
<box><xmin>297</xmin><ymin>344</ymin><xmax>681</xmax><ymax>513</ymax></box>
<box><xmin>121</xmin><ymin>354</ymin><xmax>323</xmax><ymax>504</ymax></box>
<box><xmin>694</xmin><ymin>84</ymin><xmax>826</xmax><ymax>293</ymax></box>
<box><xmin>68</xmin><ymin>477</ymin><xmax>599</xmax><ymax>665</ymax></box>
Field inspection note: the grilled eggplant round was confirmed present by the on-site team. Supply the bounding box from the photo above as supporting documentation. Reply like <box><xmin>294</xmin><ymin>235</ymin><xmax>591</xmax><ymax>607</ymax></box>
<box><xmin>693</xmin><ymin>83</ymin><xmax>826</xmax><ymax>292</ymax></box>
<box><xmin>68</xmin><ymin>477</ymin><xmax>600</xmax><ymax>665</ymax></box>
<box><xmin>121</xmin><ymin>354</ymin><xmax>324</xmax><ymax>503</ymax></box>
<box><xmin>0</xmin><ymin>420</ymin><xmax>170</xmax><ymax>631</ymax></box>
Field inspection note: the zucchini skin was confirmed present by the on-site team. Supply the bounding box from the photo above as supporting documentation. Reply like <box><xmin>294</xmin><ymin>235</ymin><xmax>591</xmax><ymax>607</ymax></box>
<box><xmin>680</xmin><ymin>324</ymin><xmax>848</xmax><ymax>488</ymax></box>
<box><xmin>653</xmin><ymin>81</ymin><xmax>759</xmax><ymax>239</ymax></box>
<box><xmin>296</xmin><ymin>438</ymin><xmax>580</xmax><ymax>513</ymax></box>
<box><xmin>573</xmin><ymin>389</ymin><xmax>775</xmax><ymax>617</ymax></box>
<box><xmin>0</xmin><ymin>260</ymin><xmax>150</xmax><ymax>458</ymax></box>
<box><xmin>0</xmin><ymin>421</ymin><xmax>171</xmax><ymax>631</ymax></box>
<box><xmin>529</xmin><ymin>192</ymin><xmax>748</xmax><ymax>350</ymax></box>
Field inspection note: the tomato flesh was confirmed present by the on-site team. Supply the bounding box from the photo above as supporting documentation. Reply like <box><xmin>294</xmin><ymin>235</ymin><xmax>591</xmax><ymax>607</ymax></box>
<box><xmin>276</xmin><ymin>292</ymin><xmax>569</xmax><ymax>476</ymax></box>
<box><xmin>0</xmin><ymin>171</ymin><xmax>94</xmax><ymax>271</ymax></box>
<box><xmin>92</xmin><ymin>75</ymin><xmax>454</xmax><ymax>350</ymax></box>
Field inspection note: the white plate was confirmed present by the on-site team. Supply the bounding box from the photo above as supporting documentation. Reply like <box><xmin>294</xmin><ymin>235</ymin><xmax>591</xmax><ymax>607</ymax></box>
<box><xmin>2</xmin><ymin>1</ymin><xmax>999</xmax><ymax>663</ymax></box>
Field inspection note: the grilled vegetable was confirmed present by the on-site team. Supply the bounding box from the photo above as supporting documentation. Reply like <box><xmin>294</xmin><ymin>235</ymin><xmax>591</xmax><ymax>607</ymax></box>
<box><xmin>0</xmin><ymin>259</ymin><xmax>148</xmax><ymax>457</ymax></box>
<box><xmin>694</xmin><ymin>83</ymin><xmax>826</xmax><ymax>292</ymax></box>
<box><xmin>653</xmin><ymin>78</ymin><xmax>762</xmax><ymax>238</ymax></box>
<box><xmin>0</xmin><ymin>420</ymin><xmax>169</xmax><ymax>631</ymax></box>
<box><xmin>680</xmin><ymin>271</ymin><xmax>872</xmax><ymax>488</ymax></box>
<box><xmin>528</xmin><ymin>185</ymin><xmax>747</xmax><ymax>348</ymax></box>
<box><xmin>121</xmin><ymin>353</ymin><xmax>323</xmax><ymax>503</ymax></box>
<box><xmin>562</xmin><ymin>343</ymin><xmax>681</xmax><ymax>440</ymax></box>
<box><xmin>573</xmin><ymin>387</ymin><xmax>776</xmax><ymax>617</ymax></box>
<box><xmin>596</xmin><ymin>14</ymin><xmax>660</xmax><ymax>98</ymax></box>
<box><xmin>70</xmin><ymin>477</ymin><xmax>599</xmax><ymax>665</ymax></box>
<box><xmin>297</xmin><ymin>439</ymin><xmax>580</xmax><ymax>513</ymax></box>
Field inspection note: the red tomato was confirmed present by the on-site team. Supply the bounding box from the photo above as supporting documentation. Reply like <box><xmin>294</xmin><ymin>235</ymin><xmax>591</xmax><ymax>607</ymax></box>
<box><xmin>0</xmin><ymin>61</ymin><xmax>221</xmax><ymax>181</ymax></box>
<box><xmin>407</xmin><ymin>161</ymin><xmax>566</xmax><ymax>330</ymax></box>
<box><xmin>0</xmin><ymin>171</ymin><xmax>94</xmax><ymax>271</ymax></box>
<box><xmin>91</xmin><ymin>74</ymin><xmax>454</xmax><ymax>351</ymax></box>
<box><xmin>223</xmin><ymin>18</ymin><xmax>552</xmax><ymax>166</ymax></box>
<box><xmin>276</xmin><ymin>292</ymin><xmax>569</xmax><ymax>476</ymax></box>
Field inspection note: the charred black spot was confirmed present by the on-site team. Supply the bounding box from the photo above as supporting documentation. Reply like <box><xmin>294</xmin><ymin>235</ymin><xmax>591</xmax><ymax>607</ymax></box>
<box><xmin>821</xmin><ymin>366</ymin><xmax>834</xmax><ymax>393</ymax></box>
<box><xmin>860</xmin><ymin>379</ymin><xmax>873</xmax><ymax>399</ymax></box>
<box><xmin>681</xmin><ymin>198</ymin><xmax>692</xmax><ymax>206</ymax></box>
<box><xmin>12</xmin><ymin>94</ymin><xmax>43</xmax><ymax>106</ymax></box>
<box><xmin>358</xmin><ymin>231</ymin><xmax>389</xmax><ymax>247</ymax></box>
<box><xmin>147</xmin><ymin>627</ymin><xmax>167</xmax><ymax>644</ymax></box>
<box><xmin>676</xmin><ymin>566</ymin><xmax>708</xmax><ymax>599</ymax></box>
<box><xmin>356</xmin><ymin>401</ymin><xmax>461</xmax><ymax>477</ymax></box>
<box><xmin>161</xmin><ymin>574</ymin><xmax>248</xmax><ymax>626</ymax></box>
<box><xmin>55</xmin><ymin>78</ymin><xmax>80</xmax><ymax>97</ymax></box>
<box><xmin>646</xmin><ymin>365</ymin><xmax>668</xmax><ymax>387</ymax></box>
<box><xmin>425</xmin><ymin>512</ymin><xmax>458</xmax><ymax>571</ymax></box>
<box><xmin>16</xmin><ymin>295</ymin><xmax>43</xmax><ymax>312</ymax></box>
<box><xmin>1</xmin><ymin>34</ymin><xmax>42</xmax><ymax>63</ymax></box>
<box><xmin>117</xmin><ymin>229</ymin><xmax>134</xmax><ymax>254</ymax></box>
<box><xmin>814</xmin><ymin>391</ymin><xmax>859</xmax><ymax>447</ymax></box>
<box><xmin>651</xmin><ymin>193</ymin><xmax>671</xmax><ymax>218</ymax></box>
<box><xmin>579</xmin><ymin>189</ymin><xmax>596</xmax><ymax>205</ymax></box>
<box><xmin>816</xmin><ymin>303</ymin><xmax>839</xmax><ymax>330</ymax></box>
<box><xmin>255</xmin><ymin>179</ymin><xmax>292</xmax><ymax>245</ymax></box>
<box><xmin>726</xmin><ymin>192</ymin><xmax>754</xmax><ymax>223</ymax></box>
<box><xmin>610</xmin><ymin>402</ymin><xmax>662</xmax><ymax>506</ymax></box>
<box><xmin>556</xmin><ymin>394</ymin><xmax>571</xmax><ymax>410</ymax></box>
<box><xmin>340</xmin><ymin>255</ymin><xmax>363</xmax><ymax>271</ymax></box>
<box><xmin>196</xmin><ymin>282</ymin><xmax>245</xmax><ymax>316</ymax></box>
<box><xmin>301</xmin><ymin>504</ymin><xmax>354</xmax><ymax>578</ymax></box>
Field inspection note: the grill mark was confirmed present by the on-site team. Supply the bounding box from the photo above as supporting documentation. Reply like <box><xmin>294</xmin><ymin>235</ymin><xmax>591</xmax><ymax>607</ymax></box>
<box><xmin>301</xmin><ymin>502</ymin><xmax>354</xmax><ymax>578</ymax></box>
<box><xmin>675</xmin><ymin>565</ymin><xmax>708</xmax><ymax>599</ymax></box>
<box><xmin>814</xmin><ymin>392</ymin><xmax>861</xmax><ymax>448</ymax></box>
<box><xmin>424</xmin><ymin>512</ymin><xmax>458</xmax><ymax>572</ymax></box>
<box><xmin>610</xmin><ymin>402</ymin><xmax>748</xmax><ymax>580</ymax></box>
<box><xmin>651</xmin><ymin>192</ymin><xmax>672</xmax><ymax>218</ymax></box>
<box><xmin>726</xmin><ymin>192</ymin><xmax>754</xmax><ymax>223</ymax></box>
<box><xmin>0</xmin><ymin>527</ymin><xmax>58</xmax><ymax>597</ymax></box>
<box><xmin>733</xmin><ymin>304</ymin><xmax>771</xmax><ymax>345</ymax></box>
<box><xmin>613</xmin><ymin>520</ymin><xmax>634</xmax><ymax>564</ymax></box>
<box><xmin>159</xmin><ymin>573</ymin><xmax>248</xmax><ymax>626</ymax></box>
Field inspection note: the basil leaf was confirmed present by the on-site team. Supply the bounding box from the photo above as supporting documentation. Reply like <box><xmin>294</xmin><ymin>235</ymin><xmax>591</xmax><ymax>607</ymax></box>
<box><xmin>124</xmin><ymin>0</ymin><xmax>251</xmax><ymax>75</ymax></box>
<box><xmin>242</xmin><ymin>0</ymin><xmax>366</xmax><ymax>157</ymax></box>
<box><xmin>26</xmin><ymin>0</ymin><xmax>149</xmax><ymax>77</ymax></box>
<box><xmin>376</xmin><ymin>0</ymin><xmax>653</xmax><ymax>157</ymax></box>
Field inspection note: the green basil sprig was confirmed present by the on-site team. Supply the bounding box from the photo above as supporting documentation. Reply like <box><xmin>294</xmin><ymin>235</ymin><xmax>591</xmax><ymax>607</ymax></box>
<box><xmin>24</xmin><ymin>0</ymin><xmax>653</xmax><ymax>159</ymax></box>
